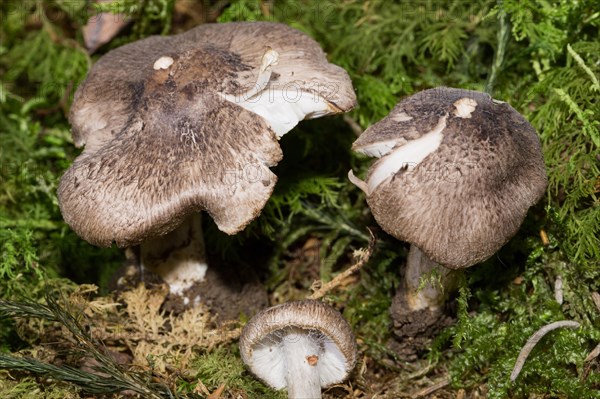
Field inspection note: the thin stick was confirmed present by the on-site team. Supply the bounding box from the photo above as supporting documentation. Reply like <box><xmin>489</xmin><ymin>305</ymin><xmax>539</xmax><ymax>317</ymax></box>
<box><xmin>307</xmin><ymin>230</ymin><xmax>375</xmax><ymax>300</ymax></box>
<box><xmin>591</xmin><ymin>292</ymin><xmax>600</xmax><ymax>312</ymax></box>
<box><xmin>585</xmin><ymin>292</ymin><xmax>600</xmax><ymax>362</ymax></box>
<box><xmin>411</xmin><ymin>377</ymin><xmax>450</xmax><ymax>399</ymax></box>
<box><xmin>554</xmin><ymin>275</ymin><xmax>563</xmax><ymax>305</ymax></box>
<box><xmin>510</xmin><ymin>320</ymin><xmax>580</xmax><ymax>382</ymax></box>
<box><xmin>406</xmin><ymin>363</ymin><xmax>436</xmax><ymax>380</ymax></box>
<box><xmin>585</xmin><ymin>342</ymin><xmax>600</xmax><ymax>363</ymax></box>
<box><xmin>343</xmin><ymin>114</ymin><xmax>363</xmax><ymax>136</ymax></box>
<box><xmin>207</xmin><ymin>383</ymin><xmax>226</xmax><ymax>399</ymax></box>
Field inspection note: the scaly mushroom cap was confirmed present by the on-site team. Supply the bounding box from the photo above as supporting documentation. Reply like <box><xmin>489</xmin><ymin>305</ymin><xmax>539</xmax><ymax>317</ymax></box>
<box><xmin>59</xmin><ymin>22</ymin><xmax>356</xmax><ymax>247</ymax></box>
<box><xmin>239</xmin><ymin>300</ymin><xmax>357</xmax><ymax>390</ymax></box>
<box><xmin>352</xmin><ymin>88</ymin><xmax>547</xmax><ymax>269</ymax></box>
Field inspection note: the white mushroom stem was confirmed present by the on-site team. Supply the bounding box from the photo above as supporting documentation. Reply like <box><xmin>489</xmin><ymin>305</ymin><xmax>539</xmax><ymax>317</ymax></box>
<box><xmin>283</xmin><ymin>329</ymin><xmax>322</xmax><ymax>399</ymax></box>
<box><xmin>140</xmin><ymin>213</ymin><xmax>207</xmax><ymax>297</ymax></box>
<box><xmin>239</xmin><ymin>302</ymin><xmax>355</xmax><ymax>397</ymax></box>
<box><xmin>404</xmin><ymin>246</ymin><xmax>456</xmax><ymax>312</ymax></box>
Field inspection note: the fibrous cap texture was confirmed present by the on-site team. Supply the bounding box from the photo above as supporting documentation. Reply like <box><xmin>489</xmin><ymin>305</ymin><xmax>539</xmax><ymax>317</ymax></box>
<box><xmin>352</xmin><ymin>87</ymin><xmax>548</xmax><ymax>269</ymax></box>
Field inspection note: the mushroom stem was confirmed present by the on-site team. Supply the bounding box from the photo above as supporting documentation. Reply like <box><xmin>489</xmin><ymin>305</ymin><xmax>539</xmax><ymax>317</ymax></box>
<box><xmin>140</xmin><ymin>213</ymin><xmax>208</xmax><ymax>297</ymax></box>
<box><xmin>283</xmin><ymin>328</ymin><xmax>322</xmax><ymax>399</ymax></box>
<box><xmin>403</xmin><ymin>246</ymin><xmax>456</xmax><ymax>312</ymax></box>
<box><xmin>391</xmin><ymin>246</ymin><xmax>458</xmax><ymax>345</ymax></box>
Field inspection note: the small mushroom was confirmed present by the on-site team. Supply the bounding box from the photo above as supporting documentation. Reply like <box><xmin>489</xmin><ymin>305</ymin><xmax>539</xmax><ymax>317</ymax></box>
<box><xmin>239</xmin><ymin>300</ymin><xmax>357</xmax><ymax>399</ymax></box>
<box><xmin>348</xmin><ymin>88</ymin><xmax>547</xmax><ymax>338</ymax></box>
<box><xmin>59</xmin><ymin>22</ymin><xmax>356</xmax><ymax>304</ymax></box>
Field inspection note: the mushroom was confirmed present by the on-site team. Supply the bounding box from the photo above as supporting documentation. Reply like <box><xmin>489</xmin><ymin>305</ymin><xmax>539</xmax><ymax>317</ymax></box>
<box><xmin>348</xmin><ymin>87</ymin><xmax>547</xmax><ymax>338</ymax></box>
<box><xmin>239</xmin><ymin>300</ymin><xmax>357</xmax><ymax>399</ymax></box>
<box><xmin>58</xmin><ymin>22</ymin><xmax>356</xmax><ymax>303</ymax></box>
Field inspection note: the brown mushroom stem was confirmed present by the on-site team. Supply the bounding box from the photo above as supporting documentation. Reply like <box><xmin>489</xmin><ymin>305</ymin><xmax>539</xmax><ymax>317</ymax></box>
<box><xmin>391</xmin><ymin>246</ymin><xmax>458</xmax><ymax>340</ymax></box>
<box><xmin>403</xmin><ymin>246</ymin><xmax>456</xmax><ymax>313</ymax></box>
<box><xmin>140</xmin><ymin>213</ymin><xmax>207</xmax><ymax>298</ymax></box>
<box><xmin>283</xmin><ymin>328</ymin><xmax>322</xmax><ymax>399</ymax></box>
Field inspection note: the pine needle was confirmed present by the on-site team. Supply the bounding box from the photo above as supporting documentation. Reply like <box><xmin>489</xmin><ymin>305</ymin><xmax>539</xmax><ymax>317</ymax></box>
<box><xmin>0</xmin><ymin>354</ymin><xmax>157</xmax><ymax>396</ymax></box>
<box><xmin>0</xmin><ymin>294</ymin><xmax>172</xmax><ymax>398</ymax></box>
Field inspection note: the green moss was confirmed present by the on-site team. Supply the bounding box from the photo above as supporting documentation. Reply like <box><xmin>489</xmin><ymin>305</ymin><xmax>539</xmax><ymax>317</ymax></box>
<box><xmin>0</xmin><ymin>372</ymin><xmax>80</xmax><ymax>399</ymax></box>
<box><xmin>444</xmin><ymin>251</ymin><xmax>600</xmax><ymax>398</ymax></box>
<box><xmin>189</xmin><ymin>346</ymin><xmax>287</xmax><ymax>398</ymax></box>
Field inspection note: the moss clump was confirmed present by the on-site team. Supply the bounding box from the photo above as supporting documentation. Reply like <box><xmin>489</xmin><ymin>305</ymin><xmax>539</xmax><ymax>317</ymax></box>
<box><xmin>0</xmin><ymin>372</ymin><xmax>80</xmax><ymax>399</ymax></box>
<box><xmin>187</xmin><ymin>347</ymin><xmax>287</xmax><ymax>399</ymax></box>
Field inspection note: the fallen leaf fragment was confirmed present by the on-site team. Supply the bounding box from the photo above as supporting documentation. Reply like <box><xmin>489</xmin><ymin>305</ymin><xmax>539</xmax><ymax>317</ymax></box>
<box><xmin>83</xmin><ymin>0</ymin><xmax>130</xmax><ymax>53</ymax></box>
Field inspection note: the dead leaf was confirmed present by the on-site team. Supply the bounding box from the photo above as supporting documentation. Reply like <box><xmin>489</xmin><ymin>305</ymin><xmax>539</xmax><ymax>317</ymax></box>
<box><xmin>207</xmin><ymin>383</ymin><xmax>226</xmax><ymax>399</ymax></box>
<box><xmin>83</xmin><ymin>0</ymin><xmax>130</xmax><ymax>53</ymax></box>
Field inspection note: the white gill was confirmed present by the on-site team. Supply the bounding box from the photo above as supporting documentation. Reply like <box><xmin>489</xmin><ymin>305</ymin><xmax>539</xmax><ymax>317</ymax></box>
<box><xmin>220</xmin><ymin>48</ymin><xmax>335</xmax><ymax>137</ymax></box>
<box><xmin>348</xmin><ymin>115</ymin><xmax>447</xmax><ymax>195</ymax></box>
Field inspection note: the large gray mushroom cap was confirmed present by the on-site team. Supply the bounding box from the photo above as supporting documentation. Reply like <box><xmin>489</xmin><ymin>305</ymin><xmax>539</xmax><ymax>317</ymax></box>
<box><xmin>239</xmin><ymin>300</ymin><xmax>357</xmax><ymax>392</ymax></box>
<box><xmin>59</xmin><ymin>22</ymin><xmax>356</xmax><ymax>247</ymax></box>
<box><xmin>351</xmin><ymin>87</ymin><xmax>547</xmax><ymax>269</ymax></box>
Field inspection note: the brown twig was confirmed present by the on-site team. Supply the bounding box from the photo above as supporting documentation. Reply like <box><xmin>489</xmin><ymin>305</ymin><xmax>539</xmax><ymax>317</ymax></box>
<box><xmin>193</xmin><ymin>379</ymin><xmax>210</xmax><ymax>396</ymax></box>
<box><xmin>259</xmin><ymin>0</ymin><xmax>274</xmax><ymax>17</ymax></box>
<box><xmin>411</xmin><ymin>377</ymin><xmax>450</xmax><ymax>398</ymax></box>
<box><xmin>584</xmin><ymin>292</ymin><xmax>600</xmax><ymax>362</ymax></box>
<box><xmin>343</xmin><ymin>114</ymin><xmax>364</xmax><ymax>136</ymax></box>
<box><xmin>510</xmin><ymin>320</ymin><xmax>580</xmax><ymax>382</ymax></box>
<box><xmin>307</xmin><ymin>230</ymin><xmax>376</xmax><ymax>300</ymax></box>
<box><xmin>591</xmin><ymin>292</ymin><xmax>600</xmax><ymax>312</ymax></box>
<box><xmin>585</xmin><ymin>342</ymin><xmax>600</xmax><ymax>363</ymax></box>
<box><xmin>539</xmin><ymin>229</ymin><xmax>549</xmax><ymax>245</ymax></box>
<box><xmin>207</xmin><ymin>0</ymin><xmax>231</xmax><ymax>22</ymax></box>
<box><xmin>207</xmin><ymin>383</ymin><xmax>226</xmax><ymax>399</ymax></box>
<box><xmin>554</xmin><ymin>275</ymin><xmax>563</xmax><ymax>305</ymax></box>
